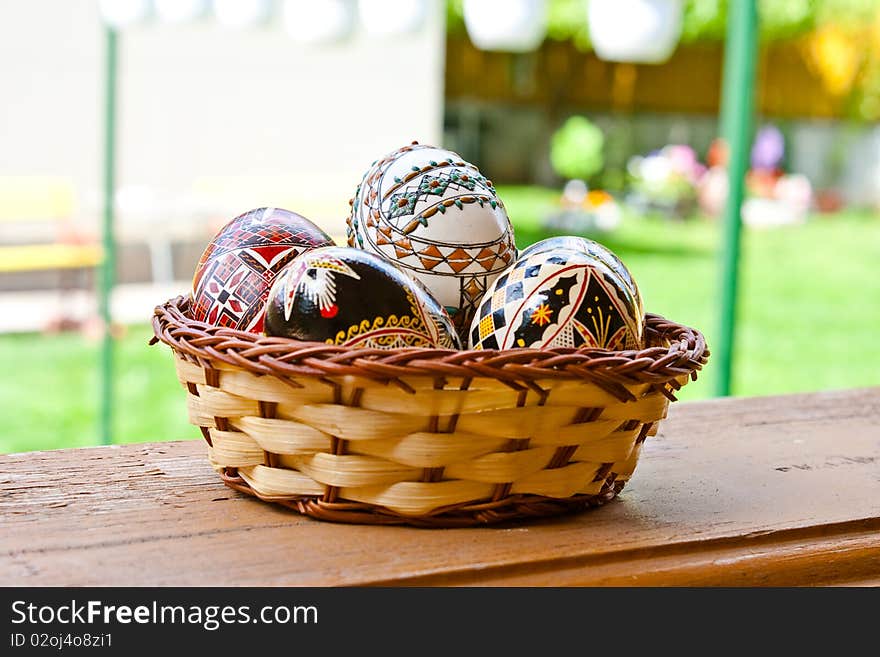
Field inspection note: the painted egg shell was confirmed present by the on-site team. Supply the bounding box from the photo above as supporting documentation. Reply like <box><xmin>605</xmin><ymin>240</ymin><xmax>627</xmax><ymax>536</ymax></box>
<box><xmin>519</xmin><ymin>236</ymin><xmax>644</xmax><ymax>320</ymax></box>
<box><xmin>346</xmin><ymin>141</ymin><xmax>516</xmax><ymax>336</ymax></box>
<box><xmin>264</xmin><ymin>246</ymin><xmax>461</xmax><ymax>350</ymax></box>
<box><xmin>468</xmin><ymin>247</ymin><xmax>644</xmax><ymax>351</ymax></box>
<box><xmin>191</xmin><ymin>207</ymin><xmax>334</xmax><ymax>332</ymax></box>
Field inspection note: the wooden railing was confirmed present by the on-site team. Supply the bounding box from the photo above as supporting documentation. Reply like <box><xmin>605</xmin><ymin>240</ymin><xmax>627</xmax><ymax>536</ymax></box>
<box><xmin>1</xmin><ymin>387</ymin><xmax>877</xmax><ymax>586</ymax></box>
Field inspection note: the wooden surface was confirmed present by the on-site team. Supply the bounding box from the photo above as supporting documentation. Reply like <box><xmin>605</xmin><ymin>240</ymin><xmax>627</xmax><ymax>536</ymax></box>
<box><xmin>1</xmin><ymin>387</ymin><xmax>878</xmax><ymax>586</ymax></box>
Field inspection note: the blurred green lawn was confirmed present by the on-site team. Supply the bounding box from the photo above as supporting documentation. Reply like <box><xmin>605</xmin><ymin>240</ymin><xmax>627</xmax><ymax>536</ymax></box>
<box><xmin>1</xmin><ymin>185</ymin><xmax>878</xmax><ymax>453</ymax></box>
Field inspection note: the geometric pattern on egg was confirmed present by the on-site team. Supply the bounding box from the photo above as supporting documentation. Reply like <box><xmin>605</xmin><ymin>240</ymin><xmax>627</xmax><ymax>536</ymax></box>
<box><xmin>191</xmin><ymin>207</ymin><xmax>334</xmax><ymax>332</ymax></box>
<box><xmin>347</xmin><ymin>142</ymin><xmax>516</xmax><ymax>335</ymax></box>
<box><xmin>518</xmin><ymin>235</ymin><xmax>644</xmax><ymax>321</ymax></box>
<box><xmin>469</xmin><ymin>248</ymin><xmax>644</xmax><ymax>351</ymax></box>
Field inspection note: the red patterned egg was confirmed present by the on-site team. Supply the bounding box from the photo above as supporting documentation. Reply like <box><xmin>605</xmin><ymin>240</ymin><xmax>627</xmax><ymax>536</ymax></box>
<box><xmin>191</xmin><ymin>207</ymin><xmax>334</xmax><ymax>332</ymax></box>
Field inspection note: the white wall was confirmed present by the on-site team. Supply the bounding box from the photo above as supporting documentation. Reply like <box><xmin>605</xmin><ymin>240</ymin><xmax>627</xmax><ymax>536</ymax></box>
<box><xmin>0</xmin><ymin>0</ymin><xmax>446</xmax><ymax>240</ymax></box>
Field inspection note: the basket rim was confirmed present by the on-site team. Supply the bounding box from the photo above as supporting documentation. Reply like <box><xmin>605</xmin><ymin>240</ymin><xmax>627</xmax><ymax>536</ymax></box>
<box><xmin>151</xmin><ymin>295</ymin><xmax>708</xmax><ymax>399</ymax></box>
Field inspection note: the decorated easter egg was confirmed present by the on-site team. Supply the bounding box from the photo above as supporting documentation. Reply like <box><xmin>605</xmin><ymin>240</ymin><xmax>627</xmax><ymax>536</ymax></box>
<box><xmin>346</xmin><ymin>141</ymin><xmax>516</xmax><ymax>335</ymax></box>
<box><xmin>191</xmin><ymin>207</ymin><xmax>334</xmax><ymax>332</ymax></box>
<box><xmin>264</xmin><ymin>246</ymin><xmax>461</xmax><ymax>350</ymax></box>
<box><xmin>518</xmin><ymin>235</ymin><xmax>644</xmax><ymax>319</ymax></box>
<box><xmin>468</xmin><ymin>247</ymin><xmax>644</xmax><ymax>351</ymax></box>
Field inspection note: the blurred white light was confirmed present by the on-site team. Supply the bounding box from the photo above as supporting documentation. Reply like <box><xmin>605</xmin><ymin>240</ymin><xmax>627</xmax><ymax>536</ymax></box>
<box><xmin>462</xmin><ymin>0</ymin><xmax>547</xmax><ymax>53</ymax></box>
<box><xmin>282</xmin><ymin>0</ymin><xmax>356</xmax><ymax>45</ymax></box>
<box><xmin>212</xmin><ymin>0</ymin><xmax>272</xmax><ymax>29</ymax></box>
<box><xmin>154</xmin><ymin>0</ymin><xmax>209</xmax><ymax>24</ymax></box>
<box><xmin>640</xmin><ymin>154</ymin><xmax>672</xmax><ymax>184</ymax></box>
<box><xmin>98</xmin><ymin>0</ymin><xmax>152</xmax><ymax>28</ymax></box>
<box><xmin>562</xmin><ymin>179</ymin><xmax>588</xmax><ymax>205</ymax></box>
<box><xmin>587</xmin><ymin>0</ymin><xmax>683</xmax><ymax>64</ymax></box>
<box><xmin>358</xmin><ymin>0</ymin><xmax>428</xmax><ymax>37</ymax></box>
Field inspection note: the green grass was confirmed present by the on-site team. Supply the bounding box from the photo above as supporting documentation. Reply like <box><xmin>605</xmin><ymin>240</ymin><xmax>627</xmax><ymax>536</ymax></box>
<box><xmin>499</xmin><ymin>185</ymin><xmax>880</xmax><ymax>402</ymax></box>
<box><xmin>1</xmin><ymin>186</ymin><xmax>878</xmax><ymax>453</ymax></box>
<box><xmin>0</xmin><ymin>325</ymin><xmax>193</xmax><ymax>454</ymax></box>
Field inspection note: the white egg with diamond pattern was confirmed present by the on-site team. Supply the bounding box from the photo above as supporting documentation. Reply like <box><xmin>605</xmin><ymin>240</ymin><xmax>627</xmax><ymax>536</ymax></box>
<box><xmin>347</xmin><ymin>142</ymin><xmax>516</xmax><ymax>337</ymax></box>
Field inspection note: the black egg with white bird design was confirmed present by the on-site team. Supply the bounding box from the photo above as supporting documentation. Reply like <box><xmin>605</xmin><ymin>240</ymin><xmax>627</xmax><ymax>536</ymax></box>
<box><xmin>264</xmin><ymin>246</ymin><xmax>460</xmax><ymax>350</ymax></box>
<box><xmin>468</xmin><ymin>245</ymin><xmax>644</xmax><ymax>351</ymax></box>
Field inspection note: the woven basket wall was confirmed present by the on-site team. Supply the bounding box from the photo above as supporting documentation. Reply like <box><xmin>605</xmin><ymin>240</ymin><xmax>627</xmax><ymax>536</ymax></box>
<box><xmin>152</xmin><ymin>295</ymin><xmax>708</xmax><ymax>527</ymax></box>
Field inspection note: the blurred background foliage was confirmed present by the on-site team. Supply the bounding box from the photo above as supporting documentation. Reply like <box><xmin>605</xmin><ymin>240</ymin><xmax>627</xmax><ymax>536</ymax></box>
<box><xmin>447</xmin><ymin>0</ymin><xmax>880</xmax><ymax>120</ymax></box>
<box><xmin>550</xmin><ymin>116</ymin><xmax>605</xmax><ymax>183</ymax></box>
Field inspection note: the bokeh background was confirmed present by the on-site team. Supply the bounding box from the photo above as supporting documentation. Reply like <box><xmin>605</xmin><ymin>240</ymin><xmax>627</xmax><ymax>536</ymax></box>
<box><xmin>1</xmin><ymin>0</ymin><xmax>878</xmax><ymax>453</ymax></box>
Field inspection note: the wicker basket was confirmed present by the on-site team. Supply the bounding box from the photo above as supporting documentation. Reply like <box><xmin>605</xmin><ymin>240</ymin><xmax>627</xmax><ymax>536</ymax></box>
<box><xmin>151</xmin><ymin>295</ymin><xmax>708</xmax><ymax>527</ymax></box>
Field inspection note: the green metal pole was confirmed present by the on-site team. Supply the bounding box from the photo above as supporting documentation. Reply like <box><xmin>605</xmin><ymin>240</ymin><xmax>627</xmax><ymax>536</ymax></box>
<box><xmin>99</xmin><ymin>26</ymin><xmax>118</xmax><ymax>445</ymax></box>
<box><xmin>715</xmin><ymin>0</ymin><xmax>758</xmax><ymax>397</ymax></box>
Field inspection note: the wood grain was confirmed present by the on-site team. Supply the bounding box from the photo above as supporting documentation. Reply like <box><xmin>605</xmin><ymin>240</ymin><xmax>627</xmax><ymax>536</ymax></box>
<box><xmin>1</xmin><ymin>387</ymin><xmax>878</xmax><ymax>586</ymax></box>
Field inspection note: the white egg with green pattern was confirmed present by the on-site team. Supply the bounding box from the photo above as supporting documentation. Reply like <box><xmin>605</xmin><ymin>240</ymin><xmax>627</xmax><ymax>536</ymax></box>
<box><xmin>347</xmin><ymin>142</ymin><xmax>516</xmax><ymax>337</ymax></box>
